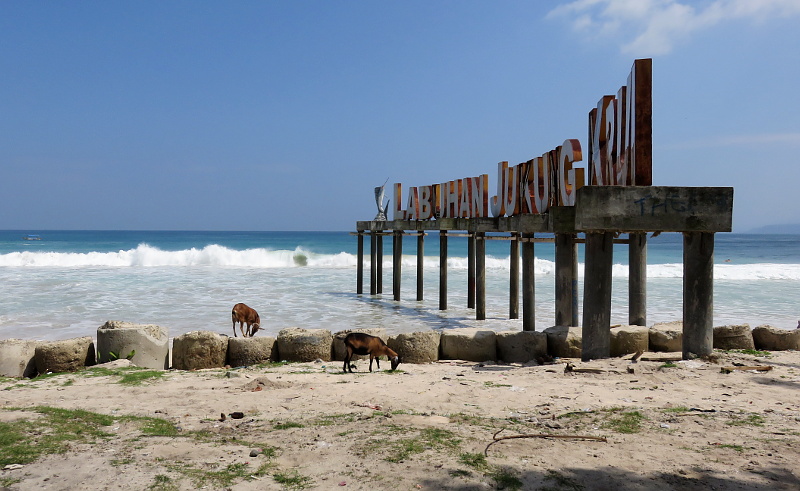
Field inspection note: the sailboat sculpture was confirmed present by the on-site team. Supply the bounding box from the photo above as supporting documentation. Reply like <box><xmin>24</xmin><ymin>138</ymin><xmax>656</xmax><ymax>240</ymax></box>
<box><xmin>374</xmin><ymin>179</ymin><xmax>390</xmax><ymax>221</ymax></box>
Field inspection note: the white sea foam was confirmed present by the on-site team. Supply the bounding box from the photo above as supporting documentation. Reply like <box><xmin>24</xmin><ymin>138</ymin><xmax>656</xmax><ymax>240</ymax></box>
<box><xmin>3</xmin><ymin>245</ymin><xmax>800</xmax><ymax>281</ymax></box>
<box><xmin>0</xmin><ymin>244</ymin><xmax>354</xmax><ymax>269</ymax></box>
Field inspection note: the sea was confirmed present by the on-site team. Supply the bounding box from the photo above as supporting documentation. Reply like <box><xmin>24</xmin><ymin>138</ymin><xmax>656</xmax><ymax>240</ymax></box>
<box><xmin>0</xmin><ymin>230</ymin><xmax>798</xmax><ymax>342</ymax></box>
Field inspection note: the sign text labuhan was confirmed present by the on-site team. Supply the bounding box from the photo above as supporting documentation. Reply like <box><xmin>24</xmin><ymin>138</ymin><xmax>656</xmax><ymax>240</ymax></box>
<box><xmin>392</xmin><ymin>59</ymin><xmax>652</xmax><ymax>221</ymax></box>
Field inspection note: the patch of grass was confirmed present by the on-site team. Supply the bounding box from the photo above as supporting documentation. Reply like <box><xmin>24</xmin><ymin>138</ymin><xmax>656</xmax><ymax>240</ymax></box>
<box><xmin>31</xmin><ymin>371</ymin><xmax>65</xmax><ymax>382</ymax></box>
<box><xmin>118</xmin><ymin>370</ymin><xmax>164</xmax><ymax>386</ymax></box>
<box><xmin>135</xmin><ymin>416</ymin><xmax>180</xmax><ymax>437</ymax></box>
<box><xmin>663</xmin><ymin>406</ymin><xmax>691</xmax><ymax>413</ymax></box>
<box><xmin>488</xmin><ymin>466</ymin><xmax>523</xmax><ymax>490</ymax></box>
<box><xmin>541</xmin><ymin>469</ymin><xmax>584</xmax><ymax>490</ymax></box>
<box><xmin>460</xmin><ymin>451</ymin><xmax>527</xmax><ymax>489</ymax></box>
<box><xmin>314</xmin><ymin>413</ymin><xmax>357</xmax><ymax>426</ymax></box>
<box><xmin>659</xmin><ymin>362</ymin><xmax>678</xmax><ymax>369</ymax></box>
<box><xmin>459</xmin><ymin>452</ymin><xmax>489</xmax><ymax>472</ymax></box>
<box><xmin>148</xmin><ymin>474</ymin><xmax>179</xmax><ymax>491</ymax></box>
<box><xmin>35</xmin><ymin>406</ymin><xmax>116</xmax><ymax>431</ymax></box>
<box><xmin>449</xmin><ymin>412</ymin><xmax>502</xmax><ymax>430</ymax></box>
<box><xmin>168</xmin><ymin>461</ymin><xmax>262</xmax><ymax>488</ymax></box>
<box><xmin>3</xmin><ymin>383</ymin><xmax>32</xmax><ymax>391</ymax></box>
<box><xmin>715</xmin><ymin>443</ymin><xmax>745</xmax><ymax>452</ymax></box>
<box><xmin>1</xmin><ymin>477</ymin><xmax>22</xmax><ymax>487</ymax></box>
<box><xmin>484</xmin><ymin>381</ymin><xmax>512</xmax><ymax>388</ymax></box>
<box><xmin>382</xmin><ymin>427</ymin><xmax>461</xmax><ymax>463</ymax></box>
<box><xmin>601</xmin><ymin>408</ymin><xmax>646</xmax><ymax>434</ymax></box>
<box><xmin>273</xmin><ymin>469</ymin><xmax>313</xmax><ymax>490</ymax></box>
<box><xmin>274</xmin><ymin>421</ymin><xmax>305</xmax><ymax>430</ymax></box>
<box><xmin>421</xmin><ymin>427</ymin><xmax>461</xmax><ymax>449</ymax></box>
<box><xmin>726</xmin><ymin>413</ymin><xmax>765</xmax><ymax>427</ymax></box>
<box><xmin>386</xmin><ymin>439</ymin><xmax>426</xmax><ymax>463</ymax></box>
<box><xmin>450</xmin><ymin>469</ymin><xmax>472</xmax><ymax>478</ymax></box>
<box><xmin>0</xmin><ymin>406</ymin><xmax>115</xmax><ymax>467</ymax></box>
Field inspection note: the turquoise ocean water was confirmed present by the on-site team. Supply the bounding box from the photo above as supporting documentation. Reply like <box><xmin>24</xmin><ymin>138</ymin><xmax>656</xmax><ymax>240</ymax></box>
<box><xmin>0</xmin><ymin>230</ymin><xmax>798</xmax><ymax>341</ymax></box>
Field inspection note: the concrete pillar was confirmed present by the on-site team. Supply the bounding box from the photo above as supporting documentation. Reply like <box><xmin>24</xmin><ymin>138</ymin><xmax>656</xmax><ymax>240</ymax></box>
<box><xmin>683</xmin><ymin>232</ymin><xmax>715</xmax><ymax>358</ymax></box>
<box><xmin>572</xmin><ymin>237</ymin><xmax>580</xmax><ymax>328</ymax></box>
<box><xmin>629</xmin><ymin>232</ymin><xmax>647</xmax><ymax>326</ymax></box>
<box><xmin>468</xmin><ymin>233</ymin><xmax>476</xmax><ymax>309</ymax></box>
<box><xmin>439</xmin><ymin>231</ymin><xmax>448</xmax><ymax>310</ymax></box>
<box><xmin>416</xmin><ymin>233</ymin><xmax>424</xmax><ymax>301</ymax></box>
<box><xmin>377</xmin><ymin>233</ymin><xmax>384</xmax><ymax>294</ymax></box>
<box><xmin>476</xmin><ymin>232</ymin><xmax>486</xmax><ymax>320</ymax></box>
<box><xmin>393</xmin><ymin>231</ymin><xmax>403</xmax><ymax>301</ymax></box>
<box><xmin>509</xmin><ymin>234</ymin><xmax>519</xmax><ymax>320</ymax></box>
<box><xmin>522</xmin><ymin>233</ymin><xmax>535</xmax><ymax>331</ymax></box>
<box><xmin>357</xmin><ymin>231</ymin><xmax>364</xmax><ymax>295</ymax></box>
<box><xmin>582</xmin><ymin>232</ymin><xmax>613</xmax><ymax>360</ymax></box>
<box><xmin>555</xmin><ymin>234</ymin><xmax>578</xmax><ymax>326</ymax></box>
<box><xmin>370</xmin><ymin>232</ymin><xmax>377</xmax><ymax>295</ymax></box>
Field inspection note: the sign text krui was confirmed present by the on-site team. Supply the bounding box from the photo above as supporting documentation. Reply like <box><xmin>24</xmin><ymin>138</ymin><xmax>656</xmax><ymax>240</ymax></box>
<box><xmin>392</xmin><ymin>59</ymin><xmax>652</xmax><ymax>221</ymax></box>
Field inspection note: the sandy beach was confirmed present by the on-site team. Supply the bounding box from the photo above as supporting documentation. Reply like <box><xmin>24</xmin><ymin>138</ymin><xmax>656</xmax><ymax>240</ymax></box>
<box><xmin>2</xmin><ymin>349</ymin><xmax>799</xmax><ymax>491</ymax></box>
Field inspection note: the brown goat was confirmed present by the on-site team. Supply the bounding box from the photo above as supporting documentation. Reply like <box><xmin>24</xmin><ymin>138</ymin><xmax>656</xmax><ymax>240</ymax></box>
<box><xmin>231</xmin><ymin>303</ymin><xmax>260</xmax><ymax>338</ymax></box>
<box><xmin>343</xmin><ymin>332</ymin><xmax>400</xmax><ymax>373</ymax></box>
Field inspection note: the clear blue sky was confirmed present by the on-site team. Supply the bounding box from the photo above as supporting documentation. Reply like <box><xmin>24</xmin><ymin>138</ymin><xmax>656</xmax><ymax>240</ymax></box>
<box><xmin>2</xmin><ymin>1</ymin><xmax>798</xmax><ymax>232</ymax></box>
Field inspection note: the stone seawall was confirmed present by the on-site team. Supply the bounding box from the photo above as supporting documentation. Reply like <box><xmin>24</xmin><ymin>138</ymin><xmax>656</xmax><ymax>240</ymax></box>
<box><xmin>0</xmin><ymin>322</ymin><xmax>791</xmax><ymax>378</ymax></box>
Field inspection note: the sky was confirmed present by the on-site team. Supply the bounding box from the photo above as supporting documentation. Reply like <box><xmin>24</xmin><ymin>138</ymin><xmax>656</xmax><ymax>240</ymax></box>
<box><xmin>2</xmin><ymin>0</ymin><xmax>799</xmax><ymax>232</ymax></box>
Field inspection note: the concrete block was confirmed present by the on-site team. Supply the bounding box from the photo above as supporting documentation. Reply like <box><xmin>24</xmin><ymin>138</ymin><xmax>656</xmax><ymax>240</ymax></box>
<box><xmin>543</xmin><ymin>326</ymin><xmax>582</xmax><ymax>358</ymax></box>
<box><xmin>0</xmin><ymin>339</ymin><xmax>38</xmax><ymax>378</ymax></box>
<box><xmin>172</xmin><ymin>331</ymin><xmax>228</xmax><ymax>370</ymax></box>
<box><xmin>35</xmin><ymin>336</ymin><xmax>96</xmax><ymax>374</ymax></box>
<box><xmin>649</xmin><ymin>321</ymin><xmax>683</xmax><ymax>352</ymax></box>
<box><xmin>610</xmin><ymin>325</ymin><xmax>649</xmax><ymax>356</ymax></box>
<box><xmin>496</xmin><ymin>331</ymin><xmax>547</xmax><ymax>363</ymax></box>
<box><xmin>440</xmin><ymin>328</ymin><xmax>497</xmax><ymax>362</ymax></box>
<box><xmin>388</xmin><ymin>331</ymin><xmax>440</xmax><ymax>364</ymax></box>
<box><xmin>227</xmin><ymin>336</ymin><xmax>277</xmax><ymax>366</ymax></box>
<box><xmin>277</xmin><ymin>327</ymin><xmax>333</xmax><ymax>362</ymax></box>
<box><xmin>713</xmin><ymin>324</ymin><xmax>755</xmax><ymax>351</ymax></box>
<box><xmin>752</xmin><ymin>325</ymin><xmax>800</xmax><ymax>351</ymax></box>
<box><xmin>97</xmin><ymin>321</ymin><xmax>169</xmax><ymax>370</ymax></box>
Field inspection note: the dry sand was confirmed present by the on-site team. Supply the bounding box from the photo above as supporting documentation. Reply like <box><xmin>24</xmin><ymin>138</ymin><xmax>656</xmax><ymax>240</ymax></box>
<box><xmin>1</xmin><ymin>350</ymin><xmax>800</xmax><ymax>490</ymax></box>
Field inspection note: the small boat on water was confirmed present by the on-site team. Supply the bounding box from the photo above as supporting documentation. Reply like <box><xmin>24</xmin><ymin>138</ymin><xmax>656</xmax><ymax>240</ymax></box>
<box><xmin>22</xmin><ymin>234</ymin><xmax>42</xmax><ymax>241</ymax></box>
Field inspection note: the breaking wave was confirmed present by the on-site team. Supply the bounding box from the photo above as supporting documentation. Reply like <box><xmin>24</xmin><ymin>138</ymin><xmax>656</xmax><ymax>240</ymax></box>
<box><xmin>0</xmin><ymin>244</ymin><xmax>356</xmax><ymax>268</ymax></box>
<box><xmin>2</xmin><ymin>245</ymin><xmax>799</xmax><ymax>280</ymax></box>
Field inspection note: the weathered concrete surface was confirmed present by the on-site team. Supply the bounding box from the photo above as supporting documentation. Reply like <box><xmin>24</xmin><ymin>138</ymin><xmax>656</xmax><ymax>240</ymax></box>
<box><xmin>172</xmin><ymin>331</ymin><xmax>228</xmax><ymax>370</ymax></box>
<box><xmin>96</xmin><ymin>321</ymin><xmax>170</xmax><ymax>370</ymax></box>
<box><xmin>610</xmin><ymin>325</ymin><xmax>649</xmax><ymax>357</ymax></box>
<box><xmin>496</xmin><ymin>331</ymin><xmax>547</xmax><ymax>363</ymax></box>
<box><xmin>439</xmin><ymin>328</ymin><xmax>497</xmax><ymax>362</ymax></box>
<box><xmin>713</xmin><ymin>324</ymin><xmax>755</xmax><ymax>351</ymax></box>
<box><xmin>227</xmin><ymin>336</ymin><xmax>277</xmax><ymax>367</ymax></box>
<box><xmin>575</xmin><ymin>186</ymin><xmax>734</xmax><ymax>233</ymax></box>
<box><xmin>277</xmin><ymin>328</ymin><xmax>333</xmax><ymax>362</ymax></box>
<box><xmin>649</xmin><ymin>321</ymin><xmax>683</xmax><ymax>352</ymax></box>
<box><xmin>544</xmin><ymin>326</ymin><xmax>582</xmax><ymax>358</ymax></box>
<box><xmin>331</xmin><ymin>328</ymin><xmax>388</xmax><ymax>361</ymax></box>
<box><xmin>752</xmin><ymin>325</ymin><xmax>800</xmax><ymax>351</ymax></box>
<box><xmin>34</xmin><ymin>337</ymin><xmax>96</xmax><ymax>374</ymax></box>
<box><xmin>388</xmin><ymin>331</ymin><xmax>440</xmax><ymax>364</ymax></box>
<box><xmin>0</xmin><ymin>339</ymin><xmax>38</xmax><ymax>378</ymax></box>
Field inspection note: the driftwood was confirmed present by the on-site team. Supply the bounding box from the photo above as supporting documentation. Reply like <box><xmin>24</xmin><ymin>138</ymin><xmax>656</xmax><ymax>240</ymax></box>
<box><xmin>640</xmin><ymin>355</ymin><xmax>682</xmax><ymax>362</ymax></box>
<box><xmin>721</xmin><ymin>365</ymin><xmax>773</xmax><ymax>374</ymax></box>
<box><xmin>564</xmin><ymin>362</ymin><xmax>618</xmax><ymax>374</ymax></box>
<box><xmin>484</xmin><ymin>428</ymin><xmax>607</xmax><ymax>455</ymax></box>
